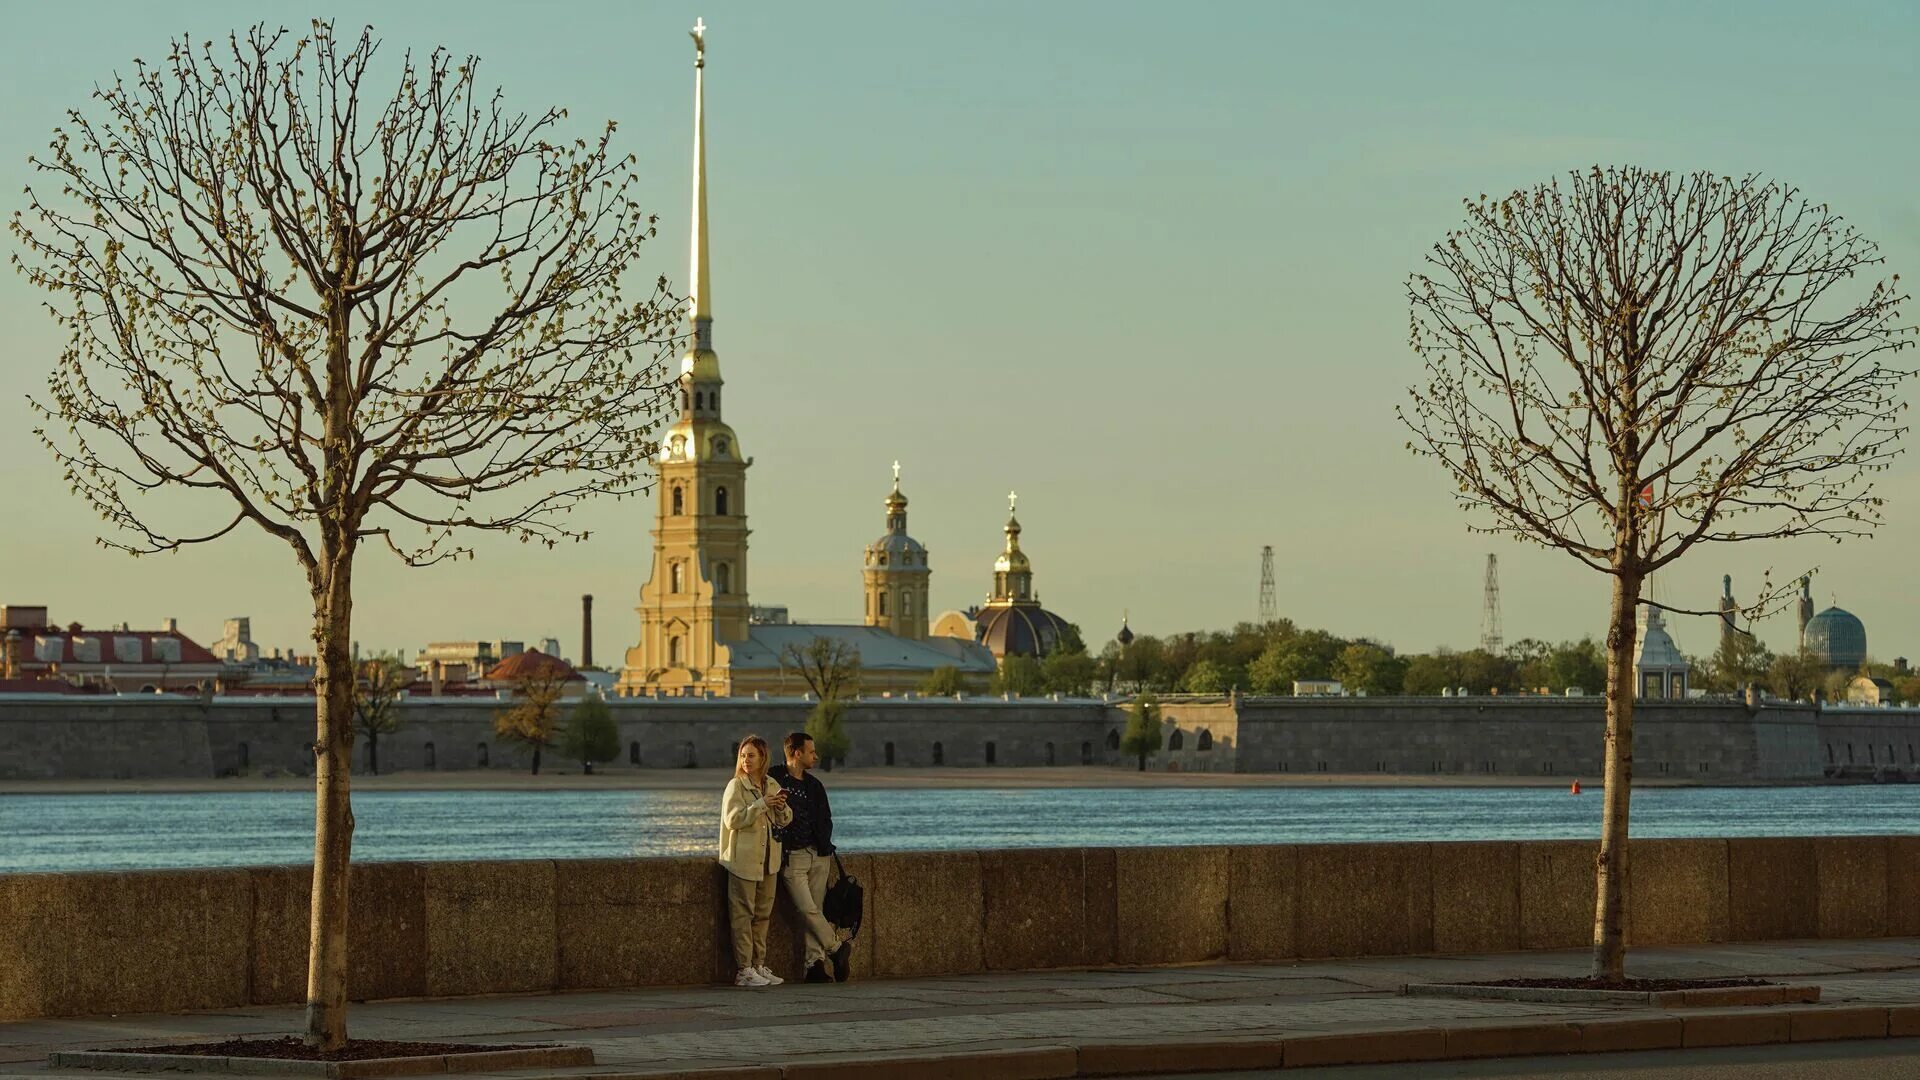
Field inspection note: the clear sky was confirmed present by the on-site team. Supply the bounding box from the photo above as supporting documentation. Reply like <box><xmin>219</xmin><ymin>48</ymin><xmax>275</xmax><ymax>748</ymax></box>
<box><xmin>2</xmin><ymin>1</ymin><xmax>1915</xmax><ymax>663</ymax></box>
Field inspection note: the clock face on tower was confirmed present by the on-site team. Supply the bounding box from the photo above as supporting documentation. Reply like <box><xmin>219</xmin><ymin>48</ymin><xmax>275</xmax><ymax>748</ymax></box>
<box><xmin>712</xmin><ymin>436</ymin><xmax>729</xmax><ymax>458</ymax></box>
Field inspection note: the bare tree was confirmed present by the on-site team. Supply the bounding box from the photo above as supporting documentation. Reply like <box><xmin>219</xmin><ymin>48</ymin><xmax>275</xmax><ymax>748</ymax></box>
<box><xmin>12</xmin><ymin>24</ymin><xmax>678</xmax><ymax>1047</ymax></box>
<box><xmin>494</xmin><ymin>665</ymin><xmax>570</xmax><ymax>775</ymax></box>
<box><xmin>1403</xmin><ymin>167</ymin><xmax>1910</xmax><ymax>980</ymax></box>
<box><xmin>779</xmin><ymin>637</ymin><xmax>862</xmax><ymax>701</ymax></box>
<box><xmin>351</xmin><ymin>653</ymin><xmax>411</xmax><ymax>776</ymax></box>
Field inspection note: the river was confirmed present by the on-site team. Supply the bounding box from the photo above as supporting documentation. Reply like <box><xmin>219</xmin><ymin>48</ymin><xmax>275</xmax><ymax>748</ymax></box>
<box><xmin>3</xmin><ymin>784</ymin><xmax>1916</xmax><ymax>872</ymax></box>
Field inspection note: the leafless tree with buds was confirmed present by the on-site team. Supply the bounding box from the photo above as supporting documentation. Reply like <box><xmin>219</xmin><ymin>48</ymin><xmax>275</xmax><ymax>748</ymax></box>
<box><xmin>13</xmin><ymin>23</ymin><xmax>680</xmax><ymax>1047</ymax></box>
<box><xmin>1403</xmin><ymin>167</ymin><xmax>1910</xmax><ymax>980</ymax></box>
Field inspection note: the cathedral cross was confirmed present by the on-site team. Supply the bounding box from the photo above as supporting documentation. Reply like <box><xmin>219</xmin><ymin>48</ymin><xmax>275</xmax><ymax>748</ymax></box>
<box><xmin>1008</xmin><ymin>490</ymin><xmax>1017</xmax><ymax>513</ymax></box>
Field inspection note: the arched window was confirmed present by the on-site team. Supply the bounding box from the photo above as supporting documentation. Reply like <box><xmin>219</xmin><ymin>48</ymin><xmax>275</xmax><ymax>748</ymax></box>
<box><xmin>1196</xmin><ymin>729</ymin><xmax>1213</xmax><ymax>751</ymax></box>
<box><xmin>630</xmin><ymin>741</ymin><xmax>641</xmax><ymax>765</ymax></box>
<box><xmin>1168</xmin><ymin>729</ymin><xmax>1185</xmax><ymax>750</ymax></box>
<box><xmin>711</xmin><ymin>390</ymin><xmax>720</xmax><ymax>411</ymax></box>
<box><xmin>695</xmin><ymin>391</ymin><xmax>705</xmax><ymax>410</ymax></box>
<box><xmin>715</xmin><ymin>562</ymin><xmax>731</xmax><ymax>595</ymax></box>
<box><xmin>878</xmin><ymin>591</ymin><xmax>889</xmax><ymax>617</ymax></box>
<box><xmin>903</xmin><ymin>590</ymin><xmax>914</xmax><ymax>617</ymax></box>
<box><xmin>671</xmin><ymin>562</ymin><xmax>685</xmax><ymax>593</ymax></box>
<box><xmin>716</xmin><ymin>486</ymin><xmax>730</xmax><ymax>516</ymax></box>
<box><xmin>424</xmin><ymin>741</ymin><xmax>437</xmax><ymax>770</ymax></box>
<box><xmin>1106</xmin><ymin>729</ymin><xmax>1120</xmax><ymax>750</ymax></box>
<box><xmin>680</xmin><ymin>387</ymin><xmax>690</xmax><ymax>412</ymax></box>
<box><xmin>884</xmin><ymin>741</ymin><xmax>896</xmax><ymax>766</ymax></box>
<box><xmin>477</xmin><ymin>742</ymin><xmax>490</xmax><ymax>767</ymax></box>
<box><xmin>671</xmin><ymin>486</ymin><xmax>684</xmax><ymax>516</ymax></box>
<box><xmin>985</xmin><ymin>740</ymin><xmax>997</xmax><ymax>764</ymax></box>
<box><xmin>1081</xmin><ymin>741</ymin><xmax>1093</xmax><ymax>765</ymax></box>
<box><xmin>669</xmin><ymin>635</ymin><xmax>685</xmax><ymax>666</ymax></box>
<box><xmin>932</xmin><ymin>741</ymin><xmax>944</xmax><ymax>765</ymax></box>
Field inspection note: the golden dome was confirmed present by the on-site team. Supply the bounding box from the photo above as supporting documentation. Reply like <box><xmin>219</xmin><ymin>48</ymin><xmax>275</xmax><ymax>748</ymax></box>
<box><xmin>681</xmin><ymin>346</ymin><xmax>723</xmax><ymax>381</ymax></box>
<box><xmin>993</xmin><ymin>514</ymin><xmax>1030</xmax><ymax>573</ymax></box>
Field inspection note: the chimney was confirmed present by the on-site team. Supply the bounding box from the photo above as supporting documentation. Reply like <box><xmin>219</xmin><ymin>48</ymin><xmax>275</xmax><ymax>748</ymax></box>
<box><xmin>582</xmin><ymin>594</ymin><xmax>594</xmax><ymax>669</ymax></box>
<box><xmin>162</xmin><ymin>617</ymin><xmax>178</xmax><ymax>633</ymax></box>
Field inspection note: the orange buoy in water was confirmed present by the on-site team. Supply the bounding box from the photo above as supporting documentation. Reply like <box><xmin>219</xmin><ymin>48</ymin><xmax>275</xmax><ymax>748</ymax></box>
<box><xmin>1570</xmin><ymin>780</ymin><xmax>1582</xmax><ymax>795</ymax></box>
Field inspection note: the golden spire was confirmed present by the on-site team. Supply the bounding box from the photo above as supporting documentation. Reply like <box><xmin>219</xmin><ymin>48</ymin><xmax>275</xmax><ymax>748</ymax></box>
<box><xmin>688</xmin><ymin>17</ymin><xmax>713</xmax><ymax>352</ymax></box>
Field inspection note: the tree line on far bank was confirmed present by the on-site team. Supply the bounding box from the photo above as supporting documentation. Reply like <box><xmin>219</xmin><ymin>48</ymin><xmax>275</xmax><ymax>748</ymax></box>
<box><xmin>915</xmin><ymin>618</ymin><xmax>1918</xmax><ymax>704</ymax></box>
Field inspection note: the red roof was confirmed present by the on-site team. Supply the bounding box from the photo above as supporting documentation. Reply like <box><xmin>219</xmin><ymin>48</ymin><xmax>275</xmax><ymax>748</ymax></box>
<box><xmin>15</xmin><ymin>628</ymin><xmax>222</xmax><ymax>667</ymax></box>
<box><xmin>483</xmin><ymin>649</ymin><xmax>580</xmax><ymax>683</ymax></box>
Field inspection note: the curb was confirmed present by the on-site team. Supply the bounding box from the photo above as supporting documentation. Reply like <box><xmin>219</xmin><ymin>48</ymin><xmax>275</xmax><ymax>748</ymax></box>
<box><xmin>49</xmin><ymin>1045</ymin><xmax>594</xmax><ymax>1077</ymax></box>
<box><xmin>1402</xmin><ymin>981</ymin><xmax>1823</xmax><ymax>1008</ymax></box>
<box><xmin>504</xmin><ymin>1003</ymin><xmax>1920</xmax><ymax>1079</ymax></box>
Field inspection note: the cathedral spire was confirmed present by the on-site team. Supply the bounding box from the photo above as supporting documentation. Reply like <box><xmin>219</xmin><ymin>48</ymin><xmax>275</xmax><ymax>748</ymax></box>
<box><xmin>688</xmin><ymin>17</ymin><xmax>713</xmax><ymax>353</ymax></box>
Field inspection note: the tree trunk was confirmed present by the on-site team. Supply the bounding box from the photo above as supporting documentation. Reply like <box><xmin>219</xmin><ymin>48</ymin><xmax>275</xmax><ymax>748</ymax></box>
<box><xmin>1137</xmin><ymin>753</ymin><xmax>1145</xmax><ymax>772</ymax></box>
<box><xmin>1591</xmin><ymin>568</ymin><xmax>1642</xmax><ymax>980</ymax></box>
<box><xmin>305</xmin><ymin>554</ymin><xmax>356</xmax><ymax>1049</ymax></box>
<box><xmin>531</xmin><ymin>746</ymin><xmax>542</xmax><ymax>776</ymax></box>
<box><xmin>368</xmin><ymin>732</ymin><xmax>379</xmax><ymax>777</ymax></box>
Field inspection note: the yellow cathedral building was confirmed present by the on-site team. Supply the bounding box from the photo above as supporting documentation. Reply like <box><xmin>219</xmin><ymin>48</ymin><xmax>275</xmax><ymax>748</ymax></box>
<box><xmin>615</xmin><ymin>21</ymin><xmax>997</xmax><ymax>698</ymax></box>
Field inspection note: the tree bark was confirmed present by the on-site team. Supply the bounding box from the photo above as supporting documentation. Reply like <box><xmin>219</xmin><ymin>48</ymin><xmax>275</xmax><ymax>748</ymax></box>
<box><xmin>1137</xmin><ymin>753</ymin><xmax>1145</xmax><ymax>772</ymax></box>
<box><xmin>305</xmin><ymin>553</ymin><xmax>356</xmax><ymax>1049</ymax></box>
<box><xmin>368</xmin><ymin>732</ymin><xmax>379</xmax><ymax>777</ymax></box>
<box><xmin>531</xmin><ymin>747</ymin><xmax>542</xmax><ymax>776</ymax></box>
<box><xmin>1591</xmin><ymin>567</ymin><xmax>1641</xmax><ymax>980</ymax></box>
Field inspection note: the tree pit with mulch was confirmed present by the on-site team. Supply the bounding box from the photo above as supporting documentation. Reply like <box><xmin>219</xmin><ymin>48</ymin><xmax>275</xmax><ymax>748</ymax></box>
<box><xmin>1462</xmin><ymin>976</ymin><xmax>1773</xmax><ymax>992</ymax></box>
<box><xmin>106</xmin><ymin>1037</ymin><xmax>551</xmax><ymax>1061</ymax></box>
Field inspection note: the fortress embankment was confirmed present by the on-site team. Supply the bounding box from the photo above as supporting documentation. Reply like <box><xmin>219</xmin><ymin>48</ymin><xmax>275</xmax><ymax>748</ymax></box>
<box><xmin>2</xmin><ymin>693</ymin><xmax>1916</xmax><ymax>782</ymax></box>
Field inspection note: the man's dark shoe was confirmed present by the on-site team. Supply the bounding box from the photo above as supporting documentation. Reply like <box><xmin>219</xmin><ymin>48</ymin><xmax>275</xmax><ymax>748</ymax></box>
<box><xmin>831</xmin><ymin>939</ymin><xmax>853</xmax><ymax>983</ymax></box>
<box><xmin>804</xmin><ymin>959</ymin><xmax>831</xmax><ymax>984</ymax></box>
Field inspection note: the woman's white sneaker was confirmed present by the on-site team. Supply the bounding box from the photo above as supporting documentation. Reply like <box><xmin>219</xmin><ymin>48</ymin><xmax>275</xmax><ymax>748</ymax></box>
<box><xmin>734</xmin><ymin>967</ymin><xmax>770</xmax><ymax>988</ymax></box>
<box><xmin>753</xmin><ymin>965</ymin><xmax>784</xmax><ymax>985</ymax></box>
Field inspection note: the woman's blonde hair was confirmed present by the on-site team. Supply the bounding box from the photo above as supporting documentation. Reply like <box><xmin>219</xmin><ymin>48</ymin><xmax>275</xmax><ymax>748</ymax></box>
<box><xmin>735</xmin><ymin>734</ymin><xmax>769</xmax><ymax>781</ymax></box>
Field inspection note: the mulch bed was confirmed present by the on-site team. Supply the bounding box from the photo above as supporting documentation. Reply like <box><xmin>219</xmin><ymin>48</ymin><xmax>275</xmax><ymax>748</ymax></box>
<box><xmin>107</xmin><ymin>1037</ymin><xmax>550</xmax><ymax>1062</ymax></box>
<box><xmin>1464</xmin><ymin>976</ymin><xmax>1773</xmax><ymax>992</ymax></box>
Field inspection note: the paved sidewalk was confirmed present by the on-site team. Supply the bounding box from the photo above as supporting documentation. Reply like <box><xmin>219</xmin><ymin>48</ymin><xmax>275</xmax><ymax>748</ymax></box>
<box><xmin>3</xmin><ymin>939</ymin><xmax>1918</xmax><ymax>1078</ymax></box>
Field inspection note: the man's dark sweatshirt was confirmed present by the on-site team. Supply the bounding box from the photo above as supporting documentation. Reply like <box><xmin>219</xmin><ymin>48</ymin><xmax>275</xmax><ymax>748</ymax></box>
<box><xmin>768</xmin><ymin>763</ymin><xmax>834</xmax><ymax>861</ymax></box>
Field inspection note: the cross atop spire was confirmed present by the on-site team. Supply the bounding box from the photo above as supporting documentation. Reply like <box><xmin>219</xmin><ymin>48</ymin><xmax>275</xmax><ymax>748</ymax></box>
<box><xmin>687</xmin><ymin>16</ymin><xmax>713</xmax><ymax>352</ymax></box>
<box><xmin>1007</xmin><ymin>490</ymin><xmax>1018</xmax><ymax>513</ymax></box>
<box><xmin>892</xmin><ymin>460</ymin><xmax>901</xmax><ymax>488</ymax></box>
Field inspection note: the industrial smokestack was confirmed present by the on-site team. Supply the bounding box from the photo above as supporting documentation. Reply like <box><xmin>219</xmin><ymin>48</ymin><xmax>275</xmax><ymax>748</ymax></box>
<box><xmin>581</xmin><ymin>594</ymin><xmax>594</xmax><ymax>669</ymax></box>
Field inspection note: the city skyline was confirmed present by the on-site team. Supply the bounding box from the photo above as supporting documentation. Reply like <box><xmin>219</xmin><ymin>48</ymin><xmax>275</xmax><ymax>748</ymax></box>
<box><xmin>1</xmin><ymin>1</ymin><xmax>1915</xmax><ymax>662</ymax></box>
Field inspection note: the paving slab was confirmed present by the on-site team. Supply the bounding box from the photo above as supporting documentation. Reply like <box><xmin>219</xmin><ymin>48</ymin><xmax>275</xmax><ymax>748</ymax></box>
<box><xmin>1</xmin><ymin>938</ymin><xmax>1916</xmax><ymax>1079</ymax></box>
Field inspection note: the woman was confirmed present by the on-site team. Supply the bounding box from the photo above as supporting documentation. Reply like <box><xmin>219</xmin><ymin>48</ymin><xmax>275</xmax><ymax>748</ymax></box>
<box><xmin>719</xmin><ymin>734</ymin><xmax>792</xmax><ymax>987</ymax></box>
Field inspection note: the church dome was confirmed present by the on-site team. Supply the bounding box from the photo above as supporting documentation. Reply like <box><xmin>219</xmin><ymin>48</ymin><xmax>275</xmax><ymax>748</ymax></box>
<box><xmin>1804</xmin><ymin>607</ymin><xmax>1867</xmax><ymax>670</ymax></box>
<box><xmin>974</xmin><ymin>604</ymin><xmax>1073</xmax><ymax>659</ymax></box>
<box><xmin>993</xmin><ymin>514</ymin><xmax>1031</xmax><ymax>573</ymax></box>
<box><xmin>868</xmin><ymin>531</ymin><xmax>926</xmax><ymax>560</ymax></box>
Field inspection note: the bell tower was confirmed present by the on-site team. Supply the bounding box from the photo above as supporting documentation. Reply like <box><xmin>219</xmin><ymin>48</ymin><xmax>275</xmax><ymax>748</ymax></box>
<box><xmin>619</xmin><ymin>17</ymin><xmax>751</xmax><ymax>696</ymax></box>
<box><xmin>863</xmin><ymin>463</ymin><xmax>930</xmax><ymax>641</ymax></box>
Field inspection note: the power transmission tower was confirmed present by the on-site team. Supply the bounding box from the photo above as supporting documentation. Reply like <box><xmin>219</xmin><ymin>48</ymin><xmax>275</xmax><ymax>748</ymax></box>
<box><xmin>1480</xmin><ymin>553</ymin><xmax>1503</xmax><ymax>654</ymax></box>
<box><xmin>1258</xmin><ymin>546</ymin><xmax>1277</xmax><ymax>624</ymax></box>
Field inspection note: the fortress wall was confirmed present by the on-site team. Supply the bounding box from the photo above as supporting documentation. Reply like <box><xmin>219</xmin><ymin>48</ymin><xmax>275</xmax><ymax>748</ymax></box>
<box><xmin>3</xmin><ymin>694</ymin><xmax>1910</xmax><ymax>782</ymax></box>
<box><xmin>1814</xmin><ymin>709</ymin><xmax>1920</xmax><ymax>774</ymax></box>
<box><xmin>1228</xmin><ymin>698</ymin><xmax>1834</xmax><ymax>782</ymax></box>
<box><xmin>5</xmin><ymin>835</ymin><xmax>1918</xmax><ymax>1021</ymax></box>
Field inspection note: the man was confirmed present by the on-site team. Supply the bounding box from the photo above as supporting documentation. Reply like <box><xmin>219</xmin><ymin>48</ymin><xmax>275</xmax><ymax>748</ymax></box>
<box><xmin>770</xmin><ymin>731</ymin><xmax>852</xmax><ymax>983</ymax></box>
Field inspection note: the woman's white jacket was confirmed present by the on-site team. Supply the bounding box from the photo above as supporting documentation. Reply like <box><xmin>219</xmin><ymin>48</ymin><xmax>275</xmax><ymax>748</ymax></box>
<box><xmin>718</xmin><ymin>775</ymin><xmax>794</xmax><ymax>882</ymax></box>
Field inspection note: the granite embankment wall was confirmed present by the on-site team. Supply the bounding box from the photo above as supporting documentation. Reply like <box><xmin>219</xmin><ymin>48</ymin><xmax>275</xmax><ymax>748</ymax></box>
<box><xmin>3</xmin><ymin>836</ymin><xmax>1917</xmax><ymax>1022</ymax></box>
<box><xmin>4</xmin><ymin>694</ymin><xmax>1916</xmax><ymax>781</ymax></box>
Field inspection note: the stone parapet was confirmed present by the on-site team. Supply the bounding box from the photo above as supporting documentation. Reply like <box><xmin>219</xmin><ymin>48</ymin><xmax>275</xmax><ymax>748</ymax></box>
<box><xmin>1</xmin><ymin>835</ymin><xmax>1915</xmax><ymax>1021</ymax></box>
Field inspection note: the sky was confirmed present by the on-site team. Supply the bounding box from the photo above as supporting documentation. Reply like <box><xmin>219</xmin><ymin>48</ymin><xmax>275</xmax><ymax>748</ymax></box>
<box><xmin>1</xmin><ymin>1</ymin><xmax>1916</xmax><ymax>664</ymax></box>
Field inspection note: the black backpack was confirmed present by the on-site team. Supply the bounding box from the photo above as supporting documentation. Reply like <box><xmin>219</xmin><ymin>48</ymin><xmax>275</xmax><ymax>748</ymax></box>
<box><xmin>822</xmin><ymin>854</ymin><xmax>863</xmax><ymax>938</ymax></box>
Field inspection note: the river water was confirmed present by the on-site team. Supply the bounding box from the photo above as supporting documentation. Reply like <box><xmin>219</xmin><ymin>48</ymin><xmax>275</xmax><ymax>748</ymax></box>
<box><xmin>3</xmin><ymin>785</ymin><xmax>1916</xmax><ymax>873</ymax></box>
